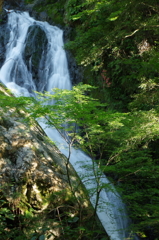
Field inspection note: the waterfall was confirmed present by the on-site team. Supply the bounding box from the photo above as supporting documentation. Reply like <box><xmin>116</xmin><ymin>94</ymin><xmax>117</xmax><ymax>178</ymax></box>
<box><xmin>0</xmin><ymin>11</ymin><xmax>136</xmax><ymax>240</ymax></box>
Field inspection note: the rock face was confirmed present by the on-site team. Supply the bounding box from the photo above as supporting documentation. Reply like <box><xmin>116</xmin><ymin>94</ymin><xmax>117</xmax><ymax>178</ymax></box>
<box><xmin>0</xmin><ymin>15</ymin><xmax>9</xmax><ymax>68</ymax></box>
<box><xmin>24</xmin><ymin>25</ymin><xmax>48</xmax><ymax>91</ymax></box>
<box><xmin>0</xmin><ymin>85</ymin><xmax>95</xmax><ymax>239</ymax></box>
<box><xmin>4</xmin><ymin>0</ymin><xmax>24</xmax><ymax>9</ymax></box>
<box><xmin>0</xmin><ymin>109</ymin><xmax>69</xmax><ymax>204</ymax></box>
<box><xmin>65</xmin><ymin>49</ymin><xmax>83</xmax><ymax>85</ymax></box>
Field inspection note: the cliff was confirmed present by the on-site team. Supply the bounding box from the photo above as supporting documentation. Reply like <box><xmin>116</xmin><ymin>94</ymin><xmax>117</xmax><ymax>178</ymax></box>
<box><xmin>0</xmin><ymin>84</ymin><xmax>105</xmax><ymax>240</ymax></box>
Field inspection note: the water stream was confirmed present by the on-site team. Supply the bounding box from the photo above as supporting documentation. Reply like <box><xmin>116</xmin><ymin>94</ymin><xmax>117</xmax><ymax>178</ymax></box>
<box><xmin>0</xmin><ymin>11</ymin><xmax>135</xmax><ymax>240</ymax></box>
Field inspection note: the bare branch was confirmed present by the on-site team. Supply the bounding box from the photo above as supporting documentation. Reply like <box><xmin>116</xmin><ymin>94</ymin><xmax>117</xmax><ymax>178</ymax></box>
<box><xmin>124</xmin><ymin>29</ymin><xmax>140</xmax><ymax>38</ymax></box>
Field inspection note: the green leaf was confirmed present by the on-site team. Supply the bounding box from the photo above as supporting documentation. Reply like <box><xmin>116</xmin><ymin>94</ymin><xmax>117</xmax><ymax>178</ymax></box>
<box><xmin>68</xmin><ymin>216</ymin><xmax>79</xmax><ymax>223</ymax></box>
<box><xmin>31</xmin><ymin>237</ymin><xmax>37</xmax><ymax>240</ymax></box>
<box><xmin>39</xmin><ymin>235</ymin><xmax>45</xmax><ymax>240</ymax></box>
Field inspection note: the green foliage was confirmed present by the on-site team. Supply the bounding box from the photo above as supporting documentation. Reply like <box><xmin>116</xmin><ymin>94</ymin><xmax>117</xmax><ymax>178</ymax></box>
<box><xmin>2</xmin><ymin>83</ymin><xmax>159</xmax><ymax>238</ymax></box>
<box><xmin>64</xmin><ymin>0</ymin><xmax>159</xmax><ymax>111</ymax></box>
<box><xmin>15</xmin><ymin>85</ymin><xmax>126</xmax><ymax>161</ymax></box>
<box><xmin>24</xmin><ymin>0</ymin><xmax>34</xmax><ymax>4</ymax></box>
<box><xmin>33</xmin><ymin>0</ymin><xmax>66</xmax><ymax>25</ymax></box>
<box><xmin>0</xmin><ymin>182</ymin><xmax>105</xmax><ymax>240</ymax></box>
<box><xmin>62</xmin><ymin>3</ymin><xmax>159</xmax><ymax>237</ymax></box>
<box><xmin>0</xmin><ymin>85</ymin><xmax>107</xmax><ymax>239</ymax></box>
<box><xmin>2</xmin><ymin>1</ymin><xmax>159</xmax><ymax>237</ymax></box>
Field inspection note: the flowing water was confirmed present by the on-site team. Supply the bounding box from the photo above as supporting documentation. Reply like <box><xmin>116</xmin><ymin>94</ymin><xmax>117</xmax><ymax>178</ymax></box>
<box><xmin>0</xmin><ymin>11</ymin><xmax>136</xmax><ymax>240</ymax></box>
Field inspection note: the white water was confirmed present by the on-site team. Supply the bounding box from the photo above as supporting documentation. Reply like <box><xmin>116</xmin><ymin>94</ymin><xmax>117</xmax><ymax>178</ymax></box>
<box><xmin>0</xmin><ymin>11</ymin><xmax>134</xmax><ymax>240</ymax></box>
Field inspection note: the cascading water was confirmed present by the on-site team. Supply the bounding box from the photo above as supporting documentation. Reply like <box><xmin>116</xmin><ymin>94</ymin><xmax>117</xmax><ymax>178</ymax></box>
<box><xmin>0</xmin><ymin>11</ymin><xmax>136</xmax><ymax>240</ymax></box>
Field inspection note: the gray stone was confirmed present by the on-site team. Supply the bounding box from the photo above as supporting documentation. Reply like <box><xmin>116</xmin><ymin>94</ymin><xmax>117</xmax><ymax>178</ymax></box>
<box><xmin>39</xmin><ymin>11</ymin><xmax>48</xmax><ymax>21</ymax></box>
<box><xmin>0</xmin><ymin>85</ymin><xmax>87</xmax><ymax>213</ymax></box>
<box><xmin>24</xmin><ymin>25</ymin><xmax>48</xmax><ymax>91</ymax></box>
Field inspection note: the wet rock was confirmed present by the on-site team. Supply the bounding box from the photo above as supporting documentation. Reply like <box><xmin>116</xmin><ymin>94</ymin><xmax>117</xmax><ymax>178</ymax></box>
<box><xmin>0</xmin><ymin>17</ymin><xmax>10</xmax><ymax>68</ymax></box>
<box><xmin>24</xmin><ymin>25</ymin><xmax>48</xmax><ymax>91</ymax></box>
<box><xmin>4</xmin><ymin>0</ymin><xmax>25</xmax><ymax>11</ymax></box>
<box><xmin>39</xmin><ymin>11</ymin><xmax>48</xmax><ymax>21</ymax></box>
<box><xmin>64</xmin><ymin>27</ymin><xmax>83</xmax><ymax>85</ymax></box>
<box><xmin>66</xmin><ymin>50</ymin><xmax>83</xmax><ymax>85</ymax></box>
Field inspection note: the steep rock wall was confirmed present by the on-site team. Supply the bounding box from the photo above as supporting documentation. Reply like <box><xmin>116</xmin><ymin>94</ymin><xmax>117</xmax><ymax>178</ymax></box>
<box><xmin>0</xmin><ymin>84</ymin><xmax>102</xmax><ymax>240</ymax></box>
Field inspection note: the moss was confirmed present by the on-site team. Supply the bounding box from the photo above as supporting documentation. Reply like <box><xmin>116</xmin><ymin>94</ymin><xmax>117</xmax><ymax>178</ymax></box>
<box><xmin>0</xmin><ymin>0</ymin><xmax>3</xmax><ymax>12</ymax></box>
<box><xmin>24</xmin><ymin>0</ymin><xmax>34</xmax><ymax>3</ymax></box>
<box><xmin>33</xmin><ymin>0</ymin><xmax>66</xmax><ymax>26</ymax></box>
